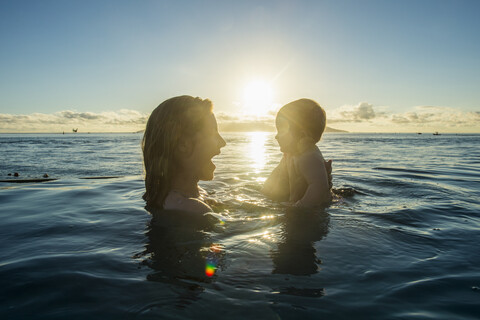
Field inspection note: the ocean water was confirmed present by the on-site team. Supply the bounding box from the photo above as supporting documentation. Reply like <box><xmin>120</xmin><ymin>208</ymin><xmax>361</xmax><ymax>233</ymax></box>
<box><xmin>1</xmin><ymin>132</ymin><xmax>479</xmax><ymax>319</ymax></box>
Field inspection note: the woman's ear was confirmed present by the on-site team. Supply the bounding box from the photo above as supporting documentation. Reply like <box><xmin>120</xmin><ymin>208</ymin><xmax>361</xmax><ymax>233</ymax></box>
<box><xmin>177</xmin><ymin>139</ymin><xmax>194</xmax><ymax>156</ymax></box>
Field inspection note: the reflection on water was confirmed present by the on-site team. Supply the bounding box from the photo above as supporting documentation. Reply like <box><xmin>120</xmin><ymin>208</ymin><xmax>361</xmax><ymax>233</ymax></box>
<box><xmin>136</xmin><ymin>209</ymin><xmax>225</xmax><ymax>308</ymax></box>
<box><xmin>247</xmin><ymin>132</ymin><xmax>268</xmax><ymax>173</ymax></box>
<box><xmin>272</xmin><ymin>208</ymin><xmax>329</xmax><ymax>276</ymax></box>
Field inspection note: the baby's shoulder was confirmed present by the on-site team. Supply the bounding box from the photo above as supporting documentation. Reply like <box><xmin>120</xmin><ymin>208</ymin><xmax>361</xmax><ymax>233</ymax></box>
<box><xmin>294</xmin><ymin>147</ymin><xmax>327</xmax><ymax>177</ymax></box>
<box><xmin>295</xmin><ymin>147</ymin><xmax>325</xmax><ymax>166</ymax></box>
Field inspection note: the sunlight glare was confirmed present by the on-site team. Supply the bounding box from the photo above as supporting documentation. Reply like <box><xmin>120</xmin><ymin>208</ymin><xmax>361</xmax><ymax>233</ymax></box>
<box><xmin>242</xmin><ymin>80</ymin><xmax>274</xmax><ymax>115</ymax></box>
<box><xmin>247</xmin><ymin>132</ymin><xmax>268</xmax><ymax>172</ymax></box>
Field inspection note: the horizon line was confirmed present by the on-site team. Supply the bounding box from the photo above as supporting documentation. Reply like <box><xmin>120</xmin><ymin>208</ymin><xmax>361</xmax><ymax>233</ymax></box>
<box><xmin>2</xmin><ymin>131</ymin><xmax>480</xmax><ymax>135</ymax></box>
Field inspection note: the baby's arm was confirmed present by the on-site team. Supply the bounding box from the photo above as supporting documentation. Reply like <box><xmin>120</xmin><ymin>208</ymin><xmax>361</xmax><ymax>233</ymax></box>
<box><xmin>295</xmin><ymin>154</ymin><xmax>331</xmax><ymax>207</ymax></box>
<box><xmin>261</xmin><ymin>155</ymin><xmax>289</xmax><ymax>201</ymax></box>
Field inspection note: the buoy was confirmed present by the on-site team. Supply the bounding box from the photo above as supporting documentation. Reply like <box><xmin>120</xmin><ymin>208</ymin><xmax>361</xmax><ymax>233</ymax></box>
<box><xmin>14</xmin><ymin>172</ymin><xmax>19</xmax><ymax>177</ymax></box>
<box><xmin>43</xmin><ymin>173</ymin><xmax>49</xmax><ymax>178</ymax></box>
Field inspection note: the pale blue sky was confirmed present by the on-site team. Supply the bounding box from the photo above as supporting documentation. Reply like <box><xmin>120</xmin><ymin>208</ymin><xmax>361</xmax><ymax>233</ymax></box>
<box><xmin>1</xmin><ymin>0</ymin><xmax>479</xmax><ymax>132</ymax></box>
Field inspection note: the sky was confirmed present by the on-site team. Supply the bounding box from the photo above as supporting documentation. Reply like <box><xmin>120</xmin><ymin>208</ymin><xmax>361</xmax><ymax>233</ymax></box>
<box><xmin>0</xmin><ymin>0</ymin><xmax>479</xmax><ymax>133</ymax></box>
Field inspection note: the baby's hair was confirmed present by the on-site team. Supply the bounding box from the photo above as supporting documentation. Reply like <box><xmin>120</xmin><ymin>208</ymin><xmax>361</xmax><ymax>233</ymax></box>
<box><xmin>278</xmin><ymin>99</ymin><xmax>326</xmax><ymax>143</ymax></box>
<box><xmin>142</xmin><ymin>95</ymin><xmax>213</xmax><ymax>208</ymax></box>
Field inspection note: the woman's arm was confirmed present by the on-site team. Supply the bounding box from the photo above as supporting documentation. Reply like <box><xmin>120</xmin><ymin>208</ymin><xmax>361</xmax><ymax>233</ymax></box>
<box><xmin>261</xmin><ymin>155</ymin><xmax>290</xmax><ymax>201</ymax></box>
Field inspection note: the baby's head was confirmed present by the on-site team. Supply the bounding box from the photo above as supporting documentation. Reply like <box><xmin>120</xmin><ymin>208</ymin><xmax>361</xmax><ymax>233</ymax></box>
<box><xmin>275</xmin><ymin>99</ymin><xmax>326</xmax><ymax>154</ymax></box>
<box><xmin>142</xmin><ymin>95</ymin><xmax>218</xmax><ymax>206</ymax></box>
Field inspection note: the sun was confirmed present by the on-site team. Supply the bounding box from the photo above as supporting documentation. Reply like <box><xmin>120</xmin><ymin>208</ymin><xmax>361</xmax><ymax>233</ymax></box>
<box><xmin>242</xmin><ymin>80</ymin><xmax>274</xmax><ymax>116</ymax></box>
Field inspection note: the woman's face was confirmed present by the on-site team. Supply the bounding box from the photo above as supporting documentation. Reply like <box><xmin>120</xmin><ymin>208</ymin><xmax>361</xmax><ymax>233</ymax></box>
<box><xmin>188</xmin><ymin>113</ymin><xmax>226</xmax><ymax>181</ymax></box>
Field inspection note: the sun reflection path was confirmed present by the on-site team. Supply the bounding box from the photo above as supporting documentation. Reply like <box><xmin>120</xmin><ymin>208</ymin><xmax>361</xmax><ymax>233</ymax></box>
<box><xmin>247</xmin><ymin>132</ymin><xmax>269</xmax><ymax>173</ymax></box>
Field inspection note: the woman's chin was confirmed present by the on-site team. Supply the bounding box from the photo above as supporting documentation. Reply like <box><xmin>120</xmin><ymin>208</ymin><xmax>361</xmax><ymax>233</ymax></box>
<box><xmin>200</xmin><ymin>172</ymin><xmax>214</xmax><ymax>181</ymax></box>
<box><xmin>279</xmin><ymin>144</ymin><xmax>289</xmax><ymax>153</ymax></box>
<box><xmin>199</xmin><ymin>161</ymin><xmax>215</xmax><ymax>180</ymax></box>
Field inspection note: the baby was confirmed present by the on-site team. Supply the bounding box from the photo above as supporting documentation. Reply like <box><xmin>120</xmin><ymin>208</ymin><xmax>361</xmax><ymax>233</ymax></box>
<box><xmin>262</xmin><ymin>99</ymin><xmax>332</xmax><ymax>207</ymax></box>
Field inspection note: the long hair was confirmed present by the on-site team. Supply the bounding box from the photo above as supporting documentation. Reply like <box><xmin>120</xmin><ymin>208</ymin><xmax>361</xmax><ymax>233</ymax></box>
<box><xmin>142</xmin><ymin>95</ymin><xmax>213</xmax><ymax>208</ymax></box>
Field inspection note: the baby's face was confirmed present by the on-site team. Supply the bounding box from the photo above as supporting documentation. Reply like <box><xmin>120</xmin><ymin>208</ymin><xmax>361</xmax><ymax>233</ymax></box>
<box><xmin>188</xmin><ymin>113</ymin><xmax>226</xmax><ymax>180</ymax></box>
<box><xmin>275</xmin><ymin>116</ymin><xmax>295</xmax><ymax>154</ymax></box>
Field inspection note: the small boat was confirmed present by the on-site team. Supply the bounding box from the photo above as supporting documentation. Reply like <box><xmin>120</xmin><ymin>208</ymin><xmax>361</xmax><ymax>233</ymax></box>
<box><xmin>417</xmin><ymin>132</ymin><xmax>422</xmax><ymax>135</ymax></box>
<box><xmin>433</xmin><ymin>132</ymin><xmax>440</xmax><ymax>135</ymax></box>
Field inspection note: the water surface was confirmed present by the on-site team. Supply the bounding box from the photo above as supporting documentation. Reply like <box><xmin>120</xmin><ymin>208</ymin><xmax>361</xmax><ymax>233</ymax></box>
<box><xmin>1</xmin><ymin>133</ymin><xmax>479</xmax><ymax>319</ymax></box>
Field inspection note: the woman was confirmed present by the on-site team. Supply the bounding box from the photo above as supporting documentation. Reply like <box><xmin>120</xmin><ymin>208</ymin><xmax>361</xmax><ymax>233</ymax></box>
<box><xmin>142</xmin><ymin>95</ymin><xmax>226</xmax><ymax>213</ymax></box>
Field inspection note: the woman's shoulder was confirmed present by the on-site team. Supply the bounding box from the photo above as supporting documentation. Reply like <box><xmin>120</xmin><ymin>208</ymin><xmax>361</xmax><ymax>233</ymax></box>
<box><xmin>164</xmin><ymin>191</ymin><xmax>213</xmax><ymax>214</ymax></box>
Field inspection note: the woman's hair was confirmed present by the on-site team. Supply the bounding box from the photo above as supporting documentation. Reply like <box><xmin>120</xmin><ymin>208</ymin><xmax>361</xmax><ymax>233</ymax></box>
<box><xmin>278</xmin><ymin>98</ymin><xmax>326</xmax><ymax>143</ymax></box>
<box><xmin>142</xmin><ymin>95</ymin><xmax>213</xmax><ymax>208</ymax></box>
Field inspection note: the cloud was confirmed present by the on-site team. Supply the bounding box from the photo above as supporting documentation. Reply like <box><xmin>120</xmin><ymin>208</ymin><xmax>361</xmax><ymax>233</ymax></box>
<box><xmin>216</xmin><ymin>112</ymin><xmax>275</xmax><ymax>132</ymax></box>
<box><xmin>1</xmin><ymin>105</ymin><xmax>478</xmax><ymax>133</ymax></box>
<box><xmin>0</xmin><ymin>109</ymin><xmax>280</xmax><ymax>133</ymax></box>
<box><xmin>0</xmin><ymin>109</ymin><xmax>149</xmax><ymax>133</ymax></box>
<box><xmin>341</xmin><ymin>102</ymin><xmax>376</xmax><ymax>120</ymax></box>
<box><xmin>0</xmin><ymin>109</ymin><xmax>279</xmax><ymax>133</ymax></box>
<box><xmin>59</xmin><ymin>111</ymin><xmax>102</xmax><ymax>120</ymax></box>
<box><xmin>215</xmin><ymin>111</ymin><xmax>343</xmax><ymax>132</ymax></box>
<box><xmin>330</xmin><ymin>102</ymin><xmax>387</xmax><ymax>123</ymax></box>
<box><xmin>328</xmin><ymin>103</ymin><xmax>480</xmax><ymax>132</ymax></box>
<box><xmin>389</xmin><ymin>107</ymin><xmax>480</xmax><ymax>127</ymax></box>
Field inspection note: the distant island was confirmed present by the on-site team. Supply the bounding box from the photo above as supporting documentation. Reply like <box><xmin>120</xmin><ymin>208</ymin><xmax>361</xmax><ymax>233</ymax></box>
<box><xmin>324</xmin><ymin>126</ymin><xmax>347</xmax><ymax>133</ymax></box>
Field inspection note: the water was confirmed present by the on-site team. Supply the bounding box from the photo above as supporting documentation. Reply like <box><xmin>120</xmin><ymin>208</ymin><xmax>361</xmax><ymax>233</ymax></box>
<box><xmin>1</xmin><ymin>132</ymin><xmax>479</xmax><ymax>319</ymax></box>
